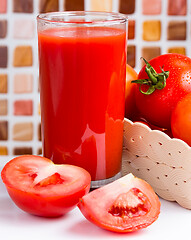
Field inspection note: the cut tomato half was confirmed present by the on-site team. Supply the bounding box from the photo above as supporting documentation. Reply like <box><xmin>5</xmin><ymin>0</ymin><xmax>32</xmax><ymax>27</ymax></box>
<box><xmin>1</xmin><ymin>155</ymin><xmax>91</xmax><ymax>217</ymax></box>
<box><xmin>78</xmin><ymin>173</ymin><xmax>160</xmax><ymax>232</ymax></box>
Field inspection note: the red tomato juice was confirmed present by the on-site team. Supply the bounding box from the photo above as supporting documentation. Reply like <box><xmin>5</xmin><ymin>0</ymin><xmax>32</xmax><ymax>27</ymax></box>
<box><xmin>38</xmin><ymin>27</ymin><xmax>126</xmax><ymax>181</ymax></box>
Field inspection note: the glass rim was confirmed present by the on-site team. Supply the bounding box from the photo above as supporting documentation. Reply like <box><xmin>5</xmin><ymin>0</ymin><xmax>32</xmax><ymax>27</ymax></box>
<box><xmin>37</xmin><ymin>11</ymin><xmax>128</xmax><ymax>25</ymax></box>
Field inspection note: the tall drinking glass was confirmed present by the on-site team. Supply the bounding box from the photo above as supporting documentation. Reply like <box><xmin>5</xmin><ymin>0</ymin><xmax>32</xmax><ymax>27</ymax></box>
<box><xmin>37</xmin><ymin>11</ymin><xmax>128</xmax><ymax>188</ymax></box>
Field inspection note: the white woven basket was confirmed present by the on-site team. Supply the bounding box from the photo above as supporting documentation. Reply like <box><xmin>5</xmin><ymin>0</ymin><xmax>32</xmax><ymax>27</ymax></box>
<box><xmin>122</xmin><ymin>118</ymin><xmax>191</xmax><ymax>209</ymax></box>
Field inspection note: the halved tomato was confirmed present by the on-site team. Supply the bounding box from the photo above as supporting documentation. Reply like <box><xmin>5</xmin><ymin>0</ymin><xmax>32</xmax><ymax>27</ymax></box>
<box><xmin>1</xmin><ymin>155</ymin><xmax>91</xmax><ymax>217</ymax></box>
<box><xmin>78</xmin><ymin>173</ymin><xmax>160</xmax><ymax>233</ymax></box>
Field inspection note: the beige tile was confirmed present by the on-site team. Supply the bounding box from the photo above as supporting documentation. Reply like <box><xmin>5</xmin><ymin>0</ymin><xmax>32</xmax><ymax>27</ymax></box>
<box><xmin>167</xmin><ymin>21</ymin><xmax>186</xmax><ymax>40</ymax></box>
<box><xmin>14</xmin><ymin>74</ymin><xmax>33</xmax><ymax>93</ymax></box>
<box><xmin>13</xmin><ymin>122</ymin><xmax>33</xmax><ymax>141</ymax></box>
<box><xmin>141</xmin><ymin>47</ymin><xmax>161</xmax><ymax>66</ymax></box>
<box><xmin>0</xmin><ymin>99</ymin><xmax>7</xmax><ymax>115</ymax></box>
<box><xmin>13</xmin><ymin>147</ymin><xmax>32</xmax><ymax>155</ymax></box>
<box><xmin>90</xmin><ymin>0</ymin><xmax>112</xmax><ymax>11</ymax></box>
<box><xmin>13</xmin><ymin>19</ymin><xmax>35</xmax><ymax>39</ymax></box>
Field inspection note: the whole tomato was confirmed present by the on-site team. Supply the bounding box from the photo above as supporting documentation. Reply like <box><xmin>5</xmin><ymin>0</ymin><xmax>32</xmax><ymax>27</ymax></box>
<box><xmin>171</xmin><ymin>93</ymin><xmax>191</xmax><ymax>146</ymax></box>
<box><xmin>125</xmin><ymin>64</ymin><xmax>138</xmax><ymax>119</ymax></box>
<box><xmin>133</xmin><ymin>54</ymin><xmax>191</xmax><ymax>129</ymax></box>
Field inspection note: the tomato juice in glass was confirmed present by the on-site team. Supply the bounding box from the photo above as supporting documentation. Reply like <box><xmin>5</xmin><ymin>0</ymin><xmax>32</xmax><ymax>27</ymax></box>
<box><xmin>37</xmin><ymin>12</ymin><xmax>128</xmax><ymax>187</ymax></box>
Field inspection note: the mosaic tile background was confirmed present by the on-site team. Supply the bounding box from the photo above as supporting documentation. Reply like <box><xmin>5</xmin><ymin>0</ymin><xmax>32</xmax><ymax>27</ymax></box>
<box><xmin>0</xmin><ymin>0</ymin><xmax>190</xmax><ymax>157</ymax></box>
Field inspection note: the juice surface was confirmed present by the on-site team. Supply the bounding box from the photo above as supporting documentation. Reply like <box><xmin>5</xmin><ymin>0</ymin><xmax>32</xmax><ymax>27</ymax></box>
<box><xmin>38</xmin><ymin>26</ymin><xmax>126</xmax><ymax>181</ymax></box>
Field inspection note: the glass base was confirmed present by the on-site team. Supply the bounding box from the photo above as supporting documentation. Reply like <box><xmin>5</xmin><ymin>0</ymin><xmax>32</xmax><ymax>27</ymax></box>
<box><xmin>90</xmin><ymin>172</ymin><xmax>121</xmax><ymax>189</ymax></box>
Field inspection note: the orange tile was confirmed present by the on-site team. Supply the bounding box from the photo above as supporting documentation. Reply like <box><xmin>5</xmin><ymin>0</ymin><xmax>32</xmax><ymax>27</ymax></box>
<box><xmin>143</xmin><ymin>20</ymin><xmax>161</xmax><ymax>41</ymax></box>
<box><xmin>0</xmin><ymin>74</ymin><xmax>8</xmax><ymax>93</ymax></box>
<box><xmin>38</xmin><ymin>103</ymin><xmax>41</xmax><ymax>115</ymax></box>
<box><xmin>0</xmin><ymin>146</ymin><xmax>8</xmax><ymax>155</ymax></box>
<box><xmin>13</xmin><ymin>46</ymin><xmax>33</xmax><ymax>67</ymax></box>
<box><xmin>168</xmin><ymin>47</ymin><xmax>186</xmax><ymax>55</ymax></box>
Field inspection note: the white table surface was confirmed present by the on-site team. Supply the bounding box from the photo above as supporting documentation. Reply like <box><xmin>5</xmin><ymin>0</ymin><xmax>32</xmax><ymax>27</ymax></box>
<box><xmin>0</xmin><ymin>157</ymin><xmax>191</xmax><ymax>240</ymax></box>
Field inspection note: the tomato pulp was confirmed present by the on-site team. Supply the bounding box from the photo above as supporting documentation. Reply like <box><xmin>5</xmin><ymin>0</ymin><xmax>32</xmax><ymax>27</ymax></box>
<box><xmin>38</xmin><ymin>27</ymin><xmax>127</xmax><ymax>181</ymax></box>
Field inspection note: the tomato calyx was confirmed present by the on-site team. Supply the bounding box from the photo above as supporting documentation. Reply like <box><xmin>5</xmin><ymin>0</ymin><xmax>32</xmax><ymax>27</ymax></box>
<box><xmin>108</xmin><ymin>188</ymin><xmax>151</xmax><ymax>219</ymax></box>
<box><xmin>132</xmin><ymin>58</ymin><xmax>169</xmax><ymax>95</ymax></box>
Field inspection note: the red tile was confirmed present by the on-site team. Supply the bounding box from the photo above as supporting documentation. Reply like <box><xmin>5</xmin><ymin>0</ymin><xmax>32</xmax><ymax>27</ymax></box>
<box><xmin>128</xmin><ymin>20</ymin><xmax>135</xmax><ymax>39</ymax></box>
<box><xmin>0</xmin><ymin>0</ymin><xmax>7</xmax><ymax>13</ymax></box>
<box><xmin>14</xmin><ymin>100</ymin><xmax>33</xmax><ymax>115</ymax></box>
<box><xmin>168</xmin><ymin>0</ymin><xmax>187</xmax><ymax>15</ymax></box>
<box><xmin>142</xmin><ymin>0</ymin><xmax>161</xmax><ymax>15</ymax></box>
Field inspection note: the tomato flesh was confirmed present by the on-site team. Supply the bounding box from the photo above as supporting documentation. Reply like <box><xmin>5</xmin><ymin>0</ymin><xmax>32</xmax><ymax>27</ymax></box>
<box><xmin>1</xmin><ymin>155</ymin><xmax>91</xmax><ymax>217</ymax></box>
<box><xmin>78</xmin><ymin>173</ymin><xmax>160</xmax><ymax>233</ymax></box>
<box><xmin>109</xmin><ymin>188</ymin><xmax>151</xmax><ymax>218</ymax></box>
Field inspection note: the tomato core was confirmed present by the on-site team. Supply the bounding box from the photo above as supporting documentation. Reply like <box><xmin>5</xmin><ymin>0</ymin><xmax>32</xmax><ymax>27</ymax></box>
<box><xmin>108</xmin><ymin>188</ymin><xmax>151</xmax><ymax>218</ymax></box>
<box><xmin>35</xmin><ymin>173</ymin><xmax>65</xmax><ymax>187</ymax></box>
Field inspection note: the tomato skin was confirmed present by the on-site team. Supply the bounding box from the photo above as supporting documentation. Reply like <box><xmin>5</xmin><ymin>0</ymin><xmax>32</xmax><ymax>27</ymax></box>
<box><xmin>135</xmin><ymin>54</ymin><xmax>191</xmax><ymax>129</ymax></box>
<box><xmin>171</xmin><ymin>93</ymin><xmax>191</xmax><ymax>146</ymax></box>
<box><xmin>125</xmin><ymin>64</ymin><xmax>138</xmax><ymax>119</ymax></box>
<box><xmin>78</xmin><ymin>174</ymin><xmax>160</xmax><ymax>233</ymax></box>
<box><xmin>1</xmin><ymin>155</ymin><xmax>91</xmax><ymax>217</ymax></box>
